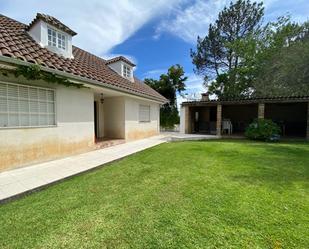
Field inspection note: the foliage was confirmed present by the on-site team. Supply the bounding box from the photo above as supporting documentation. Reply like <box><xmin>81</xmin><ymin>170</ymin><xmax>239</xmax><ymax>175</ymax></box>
<box><xmin>4</xmin><ymin>64</ymin><xmax>84</xmax><ymax>88</ymax></box>
<box><xmin>145</xmin><ymin>64</ymin><xmax>187</xmax><ymax>106</ymax></box>
<box><xmin>160</xmin><ymin>105</ymin><xmax>180</xmax><ymax>128</ymax></box>
<box><xmin>191</xmin><ymin>0</ymin><xmax>264</xmax><ymax>99</ymax></box>
<box><xmin>145</xmin><ymin>64</ymin><xmax>187</xmax><ymax>127</ymax></box>
<box><xmin>245</xmin><ymin>119</ymin><xmax>281</xmax><ymax>141</ymax></box>
<box><xmin>248</xmin><ymin>18</ymin><xmax>309</xmax><ymax>96</ymax></box>
<box><xmin>1</xmin><ymin>141</ymin><xmax>308</xmax><ymax>248</ymax></box>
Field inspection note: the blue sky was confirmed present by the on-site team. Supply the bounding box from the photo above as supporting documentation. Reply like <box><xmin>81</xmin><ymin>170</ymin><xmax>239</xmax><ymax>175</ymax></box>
<box><xmin>1</xmin><ymin>0</ymin><xmax>308</xmax><ymax>102</ymax></box>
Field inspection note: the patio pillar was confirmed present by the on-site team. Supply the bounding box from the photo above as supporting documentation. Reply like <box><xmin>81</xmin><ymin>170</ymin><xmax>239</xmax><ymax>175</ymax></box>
<box><xmin>307</xmin><ymin>102</ymin><xmax>309</xmax><ymax>140</ymax></box>
<box><xmin>216</xmin><ymin>104</ymin><xmax>222</xmax><ymax>136</ymax></box>
<box><xmin>258</xmin><ymin>103</ymin><xmax>265</xmax><ymax>119</ymax></box>
<box><xmin>184</xmin><ymin>106</ymin><xmax>190</xmax><ymax>134</ymax></box>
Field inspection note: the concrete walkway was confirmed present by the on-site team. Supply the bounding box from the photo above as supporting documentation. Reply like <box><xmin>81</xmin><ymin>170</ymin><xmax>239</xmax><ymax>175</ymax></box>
<box><xmin>0</xmin><ymin>135</ymin><xmax>167</xmax><ymax>203</ymax></box>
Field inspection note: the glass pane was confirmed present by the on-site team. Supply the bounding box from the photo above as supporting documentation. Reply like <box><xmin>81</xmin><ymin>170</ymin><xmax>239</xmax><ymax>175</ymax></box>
<box><xmin>19</xmin><ymin>86</ymin><xmax>29</xmax><ymax>99</ymax></box>
<box><xmin>19</xmin><ymin>100</ymin><xmax>29</xmax><ymax>113</ymax></box>
<box><xmin>0</xmin><ymin>113</ymin><xmax>8</xmax><ymax>127</ymax></box>
<box><xmin>46</xmin><ymin>90</ymin><xmax>54</xmax><ymax>101</ymax></box>
<box><xmin>48</xmin><ymin>114</ymin><xmax>55</xmax><ymax>125</ymax></box>
<box><xmin>47</xmin><ymin>102</ymin><xmax>54</xmax><ymax>113</ymax></box>
<box><xmin>38</xmin><ymin>89</ymin><xmax>46</xmax><ymax>100</ymax></box>
<box><xmin>8</xmin><ymin>98</ymin><xmax>19</xmax><ymax>112</ymax></box>
<box><xmin>39</xmin><ymin>101</ymin><xmax>47</xmax><ymax>113</ymax></box>
<box><xmin>30</xmin><ymin>101</ymin><xmax>39</xmax><ymax>113</ymax></box>
<box><xmin>20</xmin><ymin>114</ymin><xmax>29</xmax><ymax>126</ymax></box>
<box><xmin>48</xmin><ymin>29</ymin><xmax>51</xmax><ymax>35</ymax></box>
<box><xmin>8</xmin><ymin>113</ymin><xmax>19</xmax><ymax>127</ymax></box>
<box><xmin>0</xmin><ymin>97</ymin><xmax>7</xmax><ymax>112</ymax></box>
<box><xmin>7</xmin><ymin>84</ymin><xmax>18</xmax><ymax>99</ymax></box>
<box><xmin>0</xmin><ymin>84</ymin><xmax>6</xmax><ymax>97</ymax></box>
<box><xmin>39</xmin><ymin>114</ymin><xmax>48</xmax><ymax>125</ymax></box>
<box><xmin>29</xmin><ymin>88</ymin><xmax>38</xmax><ymax>100</ymax></box>
<box><xmin>30</xmin><ymin>114</ymin><xmax>39</xmax><ymax>126</ymax></box>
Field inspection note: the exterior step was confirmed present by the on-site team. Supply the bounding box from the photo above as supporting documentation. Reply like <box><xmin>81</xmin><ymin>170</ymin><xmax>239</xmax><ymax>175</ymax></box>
<box><xmin>94</xmin><ymin>139</ymin><xmax>125</xmax><ymax>150</ymax></box>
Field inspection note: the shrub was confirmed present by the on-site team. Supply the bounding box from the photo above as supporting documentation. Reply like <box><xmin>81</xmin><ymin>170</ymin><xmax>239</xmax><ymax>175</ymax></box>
<box><xmin>245</xmin><ymin>119</ymin><xmax>281</xmax><ymax>141</ymax></box>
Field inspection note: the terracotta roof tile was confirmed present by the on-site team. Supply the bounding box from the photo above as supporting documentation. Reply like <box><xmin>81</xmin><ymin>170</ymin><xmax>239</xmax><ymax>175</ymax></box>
<box><xmin>0</xmin><ymin>14</ymin><xmax>166</xmax><ymax>102</ymax></box>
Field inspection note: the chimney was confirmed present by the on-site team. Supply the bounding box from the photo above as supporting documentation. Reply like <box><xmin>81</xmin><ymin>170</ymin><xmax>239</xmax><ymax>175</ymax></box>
<box><xmin>201</xmin><ymin>92</ymin><xmax>210</xmax><ymax>101</ymax></box>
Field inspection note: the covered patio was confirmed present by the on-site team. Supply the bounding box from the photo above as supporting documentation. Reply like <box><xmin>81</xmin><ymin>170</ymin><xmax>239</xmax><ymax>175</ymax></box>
<box><xmin>180</xmin><ymin>96</ymin><xmax>309</xmax><ymax>139</ymax></box>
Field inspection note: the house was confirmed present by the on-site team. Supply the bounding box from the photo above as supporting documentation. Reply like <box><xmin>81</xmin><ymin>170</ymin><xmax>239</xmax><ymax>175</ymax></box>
<box><xmin>0</xmin><ymin>13</ymin><xmax>166</xmax><ymax>171</ymax></box>
<box><xmin>180</xmin><ymin>93</ymin><xmax>309</xmax><ymax>139</ymax></box>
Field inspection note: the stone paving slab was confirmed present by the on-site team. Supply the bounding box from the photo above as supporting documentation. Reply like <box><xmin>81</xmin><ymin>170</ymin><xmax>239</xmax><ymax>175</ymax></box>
<box><xmin>0</xmin><ymin>135</ymin><xmax>167</xmax><ymax>203</ymax></box>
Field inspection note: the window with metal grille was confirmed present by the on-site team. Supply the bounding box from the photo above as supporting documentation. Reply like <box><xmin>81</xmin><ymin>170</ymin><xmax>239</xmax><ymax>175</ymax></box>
<box><xmin>139</xmin><ymin>105</ymin><xmax>150</xmax><ymax>122</ymax></box>
<box><xmin>0</xmin><ymin>82</ymin><xmax>56</xmax><ymax>128</ymax></box>
<box><xmin>48</xmin><ymin>27</ymin><xmax>66</xmax><ymax>50</ymax></box>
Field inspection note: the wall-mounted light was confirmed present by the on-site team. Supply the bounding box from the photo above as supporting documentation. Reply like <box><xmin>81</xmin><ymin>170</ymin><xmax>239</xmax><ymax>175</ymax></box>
<box><xmin>100</xmin><ymin>93</ymin><xmax>104</xmax><ymax>104</ymax></box>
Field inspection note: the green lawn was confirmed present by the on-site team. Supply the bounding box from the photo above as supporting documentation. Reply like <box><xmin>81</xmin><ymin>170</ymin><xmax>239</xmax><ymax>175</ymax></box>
<box><xmin>0</xmin><ymin>140</ymin><xmax>308</xmax><ymax>249</ymax></box>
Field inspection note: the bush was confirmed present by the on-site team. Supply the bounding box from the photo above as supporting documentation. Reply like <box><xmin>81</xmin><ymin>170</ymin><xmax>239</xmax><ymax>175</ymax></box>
<box><xmin>245</xmin><ymin>119</ymin><xmax>281</xmax><ymax>141</ymax></box>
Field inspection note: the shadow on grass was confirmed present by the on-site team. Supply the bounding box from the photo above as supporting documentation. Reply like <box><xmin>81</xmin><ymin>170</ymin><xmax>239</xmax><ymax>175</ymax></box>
<box><xmin>228</xmin><ymin>143</ymin><xmax>309</xmax><ymax>190</ymax></box>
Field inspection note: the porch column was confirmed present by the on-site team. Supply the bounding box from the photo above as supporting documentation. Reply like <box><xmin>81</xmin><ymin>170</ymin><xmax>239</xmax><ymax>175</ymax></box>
<box><xmin>184</xmin><ymin>106</ymin><xmax>190</xmax><ymax>134</ymax></box>
<box><xmin>307</xmin><ymin>102</ymin><xmax>309</xmax><ymax>140</ymax></box>
<box><xmin>258</xmin><ymin>103</ymin><xmax>265</xmax><ymax>119</ymax></box>
<box><xmin>216</xmin><ymin>104</ymin><xmax>222</xmax><ymax>136</ymax></box>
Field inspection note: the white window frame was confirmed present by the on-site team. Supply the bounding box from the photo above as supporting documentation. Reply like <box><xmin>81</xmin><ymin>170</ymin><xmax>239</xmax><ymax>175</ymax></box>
<box><xmin>0</xmin><ymin>82</ymin><xmax>57</xmax><ymax>129</ymax></box>
<box><xmin>139</xmin><ymin>104</ymin><xmax>150</xmax><ymax>123</ymax></box>
<box><xmin>122</xmin><ymin>64</ymin><xmax>132</xmax><ymax>78</ymax></box>
<box><xmin>47</xmin><ymin>26</ymin><xmax>66</xmax><ymax>50</ymax></box>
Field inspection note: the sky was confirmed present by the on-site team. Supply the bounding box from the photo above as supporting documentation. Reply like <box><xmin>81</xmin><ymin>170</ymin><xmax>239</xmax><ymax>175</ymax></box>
<box><xmin>1</xmin><ymin>0</ymin><xmax>308</xmax><ymax>103</ymax></box>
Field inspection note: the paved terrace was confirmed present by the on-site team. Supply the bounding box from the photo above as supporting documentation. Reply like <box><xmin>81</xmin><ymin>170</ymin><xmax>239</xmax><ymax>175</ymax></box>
<box><xmin>0</xmin><ymin>133</ymin><xmax>218</xmax><ymax>203</ymax></box>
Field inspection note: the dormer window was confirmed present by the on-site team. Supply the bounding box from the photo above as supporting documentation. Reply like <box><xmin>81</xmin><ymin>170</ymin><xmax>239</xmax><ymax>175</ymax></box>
<box><xmin>48</xmin><ymin>27</ymin><xmax>66</xmax><ymax>50</ymax></box>
<box><xmin>123</xmin><ymin>64</ymin><xmax>132</xmax><ymax>78</ymax></box>
<box><xmin>27</xmin><ymin>13</ymin><xmax>76</xmax><ymax>58</ymax></box>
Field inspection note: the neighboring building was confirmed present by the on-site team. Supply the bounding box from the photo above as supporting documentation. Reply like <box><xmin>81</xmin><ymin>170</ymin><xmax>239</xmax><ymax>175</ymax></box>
<box><xmin>180</xmin><ymin>94</ymin><xmax>309</xmax><ymax>140</ymax></box>
<box><xmin>0</xmin><ymin>13</ymin><xmax>166</xmax><ymax>171</ymax></box>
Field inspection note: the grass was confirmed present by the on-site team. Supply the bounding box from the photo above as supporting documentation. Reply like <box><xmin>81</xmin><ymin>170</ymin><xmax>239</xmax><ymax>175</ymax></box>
<box><xmin>0</xmin><ymin>140</ymin><xmax>308</xmax><ymax>249</ymax></box>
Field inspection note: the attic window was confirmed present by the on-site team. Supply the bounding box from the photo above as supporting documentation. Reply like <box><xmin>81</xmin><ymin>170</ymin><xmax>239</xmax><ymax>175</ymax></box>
<box><xmin>122</xmin><ymin>64</ymin><xmax>131</xmax><ymax>78</ymax></box>
<box><xmin>48</xmin><ymin>27</ymin><xmax>66</xmax><ymax>50</ymax></box>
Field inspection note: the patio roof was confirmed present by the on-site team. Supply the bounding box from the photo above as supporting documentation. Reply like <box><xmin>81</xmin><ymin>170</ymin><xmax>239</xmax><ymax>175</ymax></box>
<box><xmin>182</xmin><ymin>95</ymin><xmax>309</xmax><ymax>106</ymax></box>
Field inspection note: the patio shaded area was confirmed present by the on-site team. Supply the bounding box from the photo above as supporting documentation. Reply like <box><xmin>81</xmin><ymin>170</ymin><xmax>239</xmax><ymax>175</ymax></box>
<box><xmin>181</xmin><ymin>96</ymin><xmax>309</xmax><ymax>139</ymax></box>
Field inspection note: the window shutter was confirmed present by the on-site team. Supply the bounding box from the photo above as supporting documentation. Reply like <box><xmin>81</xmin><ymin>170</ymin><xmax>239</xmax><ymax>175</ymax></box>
<box><xmin>139</xmin><ymin>105</ymin><xmax>150</xmax><ymax>122</ymax></box>
<box><xmin>0</xmin><ymin>82</ymin><xmax>56</xmax><ymax>128</ymax></box>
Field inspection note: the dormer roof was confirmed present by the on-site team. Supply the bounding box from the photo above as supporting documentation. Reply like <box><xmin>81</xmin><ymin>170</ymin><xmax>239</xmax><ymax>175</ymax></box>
<box><xmin>27</xmin><ymin>13</ymin><xmax>77</xmax><ymax>36</ymax></box>
<box><xmin>106</xmin><ymin>56</ymin><xmax>136</xmax><ymax>67</ymax></box>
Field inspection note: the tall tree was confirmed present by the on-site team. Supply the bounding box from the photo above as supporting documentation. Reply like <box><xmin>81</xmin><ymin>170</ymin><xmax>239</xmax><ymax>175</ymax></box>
<box><xmin>248</xmin><ymin>18</ymin><xmax>309</xmax><ymax>96</ymax></box>
<box><xmin>145</xmin><ymin>64</ymin><xmax>187</xmax><ymax>127</ymax></box>
<box><xmin>191</xmin><ymin>0</ymin><xmax>264</xmax><ymax>99</ymax></box>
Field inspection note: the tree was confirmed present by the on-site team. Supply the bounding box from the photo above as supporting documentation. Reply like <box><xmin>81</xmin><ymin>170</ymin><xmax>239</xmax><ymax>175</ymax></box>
<box><xmin>248</xmin><ymin>18</ymin><xmax>309</xmax><ymax>96</ymax></box>
<box><xmin>190</xmin><ymin>0</ymin><xmax>264</xmax><ymax>99</ymax></box>
<box><xmin>145</xmin><ymin>64</ymin><xmax>187</xmax><ymax>128</ymax></box>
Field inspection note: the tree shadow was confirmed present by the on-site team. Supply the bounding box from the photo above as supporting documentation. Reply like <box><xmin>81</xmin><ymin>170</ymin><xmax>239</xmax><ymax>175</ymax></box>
<box><xmin>228</xmin><ymin>143</ymin><xmax>309</xmax><ymax>190</ymax></box>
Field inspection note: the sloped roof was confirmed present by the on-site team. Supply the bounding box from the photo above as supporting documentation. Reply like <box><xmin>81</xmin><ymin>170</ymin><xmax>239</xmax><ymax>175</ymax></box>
<box><xmin>27</xmin><ymin>13</ymin><xmax>77</xmax><ymax>36</ymax></box>
<box><xmin>106</xmin><ymin>56</ymin><xmax>136</xmax><ymax>67</ymax></box>
<box><xmin>0</xmin><ymin>14</ymin><xmax>166</xmax><ymax>102</ymax></box>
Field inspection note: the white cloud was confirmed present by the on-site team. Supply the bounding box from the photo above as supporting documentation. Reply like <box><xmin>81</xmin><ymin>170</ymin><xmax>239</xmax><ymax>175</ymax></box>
<box><xmin>155</xmin><ymin>0</ymin><xmax>231</xmax><ymax>43</ymax></box>
<box><xmin>155</xmin><ymin>0</ymin><xmax>308</xmax><ymax>44</ymax></box>
<box><xmin>142</xmin><ymin>69</ymin><xmax>167</xmax><ymax>79</ymax></box>
<box><xmin>1</xmin><ymin>0</ymin><xmax>182</xmax><ymax>55</ymax></box>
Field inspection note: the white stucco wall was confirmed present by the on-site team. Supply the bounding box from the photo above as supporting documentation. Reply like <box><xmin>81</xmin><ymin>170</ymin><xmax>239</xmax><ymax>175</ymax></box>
<box><xmin>103</xmin><ymin>97</ymin><xmax>125</xmax><ymax>139</ymax></box>
<box><xmin>124</xmin><ymin>97</ymin><xmax>160</xmax><ymax>140</ymax></box>
<box><xmin>0</xmin><ymin>77</ymin><xmax>94</xmax><ymax>171</ymax></box>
